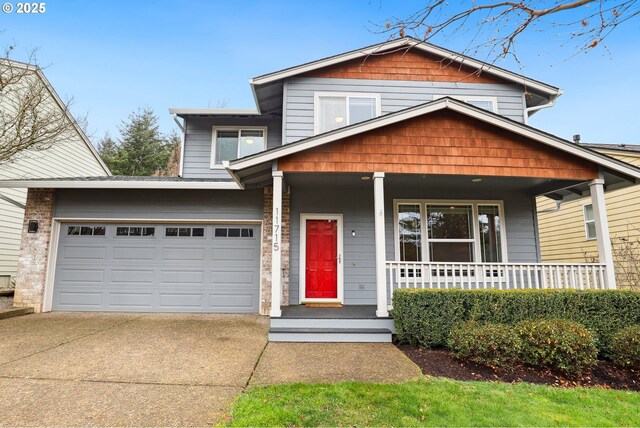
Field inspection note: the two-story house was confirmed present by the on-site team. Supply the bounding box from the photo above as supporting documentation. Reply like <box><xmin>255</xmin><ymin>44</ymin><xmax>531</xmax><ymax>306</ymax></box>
<box><xmin>3</xmin><ymin>38</ymin><xmax>639</xmax><ymax>342</ymax></box>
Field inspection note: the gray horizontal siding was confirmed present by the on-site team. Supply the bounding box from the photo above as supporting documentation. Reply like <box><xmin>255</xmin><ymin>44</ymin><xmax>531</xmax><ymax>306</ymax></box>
<box><xmin>290</xmin><ymin>182</ymin><xmax>538</xmax><ymax>305</ymax></box>
<box><xmin>284</xmin><ymin>77</ymin><xmax>525</xmax><ymax>144</ymax></box>
<box><xmin>54</xmin><ymin>189</ymin><xmax>264</xmax><ymax>221</ymax></box>
<box><xmin>182</xmin><ymin>116</ymin><xmax>282</xmax><ymax>179</ymax></box>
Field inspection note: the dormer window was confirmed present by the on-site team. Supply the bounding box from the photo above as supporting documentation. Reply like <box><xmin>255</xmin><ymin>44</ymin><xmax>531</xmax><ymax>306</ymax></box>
<box><xmin>211</xmin><ymin>127</ymin><xmax>266</xmax><ymax>167</ymax></box>
<box><xmin>314</xmin><ymin>93</ymin><xmax>381</xmax><ymax>134</ymax></box>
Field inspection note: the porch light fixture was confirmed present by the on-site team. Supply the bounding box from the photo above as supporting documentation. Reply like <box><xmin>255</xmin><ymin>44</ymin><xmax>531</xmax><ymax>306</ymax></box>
<box><xmin>361</xmin><ymin>176</ymin><xmax>371</xmax><ymax>180</ymax></box>
<box><xmin>351</xmin><ymin>230</ymin><xmax>356</xmax><ymax>237</ymax></box>
<box><xmin>334</xmin><ymin>116</ymin><xmax>344</xmax><ymax>123</ymax></box>
<box><xmin>472</xmin><ymin>178</ymin><xmax>482</xmax><ymax>182</ymax></box>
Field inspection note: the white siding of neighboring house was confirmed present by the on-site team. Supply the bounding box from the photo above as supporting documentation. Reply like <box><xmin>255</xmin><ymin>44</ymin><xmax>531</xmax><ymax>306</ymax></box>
<box><xmin>0</xmin><ymin>67</ymin><xmax>109</xmax><ymax>284</ymax></box>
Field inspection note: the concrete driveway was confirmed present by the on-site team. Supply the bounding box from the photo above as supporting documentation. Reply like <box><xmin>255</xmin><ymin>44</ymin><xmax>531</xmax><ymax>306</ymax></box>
<box><xmin>0</xmin><ymin>313</ymin><xmax>269</xmax><ymax>426</ymax></box>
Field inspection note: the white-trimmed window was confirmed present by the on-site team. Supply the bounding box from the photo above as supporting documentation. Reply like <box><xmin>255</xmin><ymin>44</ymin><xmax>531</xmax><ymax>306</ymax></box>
<box><xmin>583</xmin><ymin>204</ymin><xmax>596</xmax><ymax>240</ymax></box>
<box><xmin>394</xmin><ymin>200</ymin><xmax>507</xmax><ymax>263</ymax></box>
<box><xmin>433</xmin><ymin>95</ymin><xmax>498</xmax><ymax>113</ymax></box>
<box><xmin>314</xmin><ymin>92</ymin><xmax>381</xmax><ymax>134</ymax></box>
<box><xmin>211</xmin><ymin>127</ymin><xmax>266</xmax><ymax>167</ymax></box>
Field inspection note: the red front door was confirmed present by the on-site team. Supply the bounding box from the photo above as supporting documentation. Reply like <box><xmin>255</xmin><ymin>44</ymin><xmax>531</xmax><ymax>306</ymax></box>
<box><xmin>305</xmin><ymin>219</ymin><xmax>338</xmax><ymax>299</ymax></box>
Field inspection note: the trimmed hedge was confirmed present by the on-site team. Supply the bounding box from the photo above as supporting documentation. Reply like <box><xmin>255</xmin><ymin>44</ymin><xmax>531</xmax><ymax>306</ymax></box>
<box><xmin>448</xmin><ymin>321</ymin><xmax>523</xmax><ymax>368</ymax></box>
<box><xmin>516</xmin><ymin>319</ymin><xmax>598</xmax><ymax>375</ymax></box>
<box><xmin>393</xmin><ymin>289</ymin><xmax>640</xmax><ymax>356</ymax></box>
<box><xmin>610</xmin><ymin>325</ymin><xmax>640</xmax><ymax>368</ymax></box>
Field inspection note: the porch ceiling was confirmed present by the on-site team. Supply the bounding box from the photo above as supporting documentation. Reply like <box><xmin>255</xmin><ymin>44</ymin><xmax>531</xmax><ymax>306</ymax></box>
<box><xmin>283</xmin><ymin>172</ymin><xmax>588</xmax><ymax>199</ymax></box>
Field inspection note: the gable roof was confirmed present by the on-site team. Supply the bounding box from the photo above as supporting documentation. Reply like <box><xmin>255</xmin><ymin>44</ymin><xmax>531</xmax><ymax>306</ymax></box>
<box><xmin>229</xmin><ymin>97</ymin><xmax>639</xmax><ymax>178</ymax></box>
<box><xmin>2</xmin><ymin>59</ymin><xmax>111</xmax><ymax>175</ymax></box>
<box><xmin>581</xmin><ymin>143</ymin><xmax>640</xmax><ymax>154</ymax></box>
<box><xmin>250</xmin><ymin>37</ymin><xmax>561</xmax><ymax>99</ymax></box>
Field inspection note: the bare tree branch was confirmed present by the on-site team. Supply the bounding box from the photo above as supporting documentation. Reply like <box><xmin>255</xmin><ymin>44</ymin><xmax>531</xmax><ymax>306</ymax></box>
<box><xmin>0</xmin><ymin>50</ymin><xmax>79</xmax><ymax>164</ymax></box>
<box><xmin>377</xmin><ymin>0</ymin><xmax>640</xmax><ymax>63</ymax></box>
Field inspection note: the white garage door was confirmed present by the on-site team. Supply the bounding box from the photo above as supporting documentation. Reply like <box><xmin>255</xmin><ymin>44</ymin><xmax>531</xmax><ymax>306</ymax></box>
<box><xmin>52</xmin><ymin>223</ymin><xmax>261</xmax><ymax>313</ymax></box>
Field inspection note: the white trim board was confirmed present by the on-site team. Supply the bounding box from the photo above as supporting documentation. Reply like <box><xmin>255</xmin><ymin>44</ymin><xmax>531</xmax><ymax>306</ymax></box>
<box><xmin>229</xmin><ymin>98</ymin><xmax>640</xmax><ymax>183</ymax></box>
<box><xmin>0</xmin><ymin>180</ymin><xmax>242</xmax><ymax>190</ymax></box>
<box><xmin>299</xmin><ymin>213</ymin><xmax>344</xmax><ymax>304</ymax></box>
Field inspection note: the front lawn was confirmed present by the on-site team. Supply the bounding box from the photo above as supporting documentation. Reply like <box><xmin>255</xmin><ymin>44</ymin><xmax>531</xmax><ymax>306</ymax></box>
<box><xmin>229</xmin><ymin>378</ymin><xmax>640</xmax><ymax>427</ymax></box>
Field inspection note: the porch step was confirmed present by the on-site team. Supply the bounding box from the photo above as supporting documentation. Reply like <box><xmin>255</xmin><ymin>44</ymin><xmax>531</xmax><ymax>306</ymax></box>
<box><xmin>269</xmin><ymin>327</ymin><xmax>392</xmax><ymax>343</ymax></box>
<box><xmin>271</xmin><ymin>316</ymin><xmax>396</xmax><ymax>333</ymax></box>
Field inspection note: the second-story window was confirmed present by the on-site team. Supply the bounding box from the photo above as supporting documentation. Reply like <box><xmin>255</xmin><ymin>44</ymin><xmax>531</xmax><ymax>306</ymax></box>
<box><xmin>314</xmin><ymin>93</ymin><xmax>381</xmax><ymax>134</ymax></box>
<box><xmin>212</xmin><ymin>127</ymin><xmax>266</xmax><ymax>166</ymax></box>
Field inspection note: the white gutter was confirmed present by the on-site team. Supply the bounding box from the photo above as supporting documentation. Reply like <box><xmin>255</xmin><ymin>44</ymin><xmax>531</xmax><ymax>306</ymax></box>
<box><xmin>0</xmin><ymin>180</ymin><xmax>242</xmax><ymax>190</ymax></box>
<box><xmin>524</xmin><ymin>91</ymin><xmax>562</xmax><ymax>125</ymax></box>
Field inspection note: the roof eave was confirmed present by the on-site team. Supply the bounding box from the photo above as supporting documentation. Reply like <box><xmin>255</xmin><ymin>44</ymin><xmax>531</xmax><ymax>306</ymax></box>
<box><xmin>0</xmin><ymin>179</ymin><xmax>242</xmax><ymax>190</ymax></box>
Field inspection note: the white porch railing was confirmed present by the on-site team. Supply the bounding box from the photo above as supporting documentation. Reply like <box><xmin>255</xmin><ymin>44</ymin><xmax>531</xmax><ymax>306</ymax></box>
<box><xmin>387</xmin><ymin>261</ymin><xmax>608</xmax><ymax>305</ymax></box>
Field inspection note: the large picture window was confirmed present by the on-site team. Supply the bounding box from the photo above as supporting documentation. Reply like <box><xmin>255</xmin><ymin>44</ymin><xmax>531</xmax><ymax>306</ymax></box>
<box><xmin>395</xmin><ymin>200</ymin><xmax>507</xmax><ymax>263</ymax></box>
<box><xmin>211</xmin><ymin>127</ymin><xmax>266</xmax><ymax>166</ymax></box>
<box><xmin>314</xmin><ymin>93</ymin><xmax>380</xmax><ymax>134</ymax></box>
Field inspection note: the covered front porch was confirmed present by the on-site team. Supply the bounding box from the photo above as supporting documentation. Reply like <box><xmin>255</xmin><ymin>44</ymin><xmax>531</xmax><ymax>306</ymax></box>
<box><xmin>267</xmin><ymin>171</ymin><xmax>616</xmax><ymax>321</ymax></box>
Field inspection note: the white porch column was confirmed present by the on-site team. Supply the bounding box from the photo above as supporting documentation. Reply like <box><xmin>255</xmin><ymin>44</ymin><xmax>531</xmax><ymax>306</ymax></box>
<box><xmin>270</xmin><ymin>171</ymin><xmax>283</xmax><ymax>317</ymax></box>
<box><xmin>373</xmin><ymin>172</ymin><xmax>389</xmax><ymax>317</ymax></box>
<box><xmin>589</xmin><ymin>178</ymin><xmax>616</xmax><ymax>289</ymax></box>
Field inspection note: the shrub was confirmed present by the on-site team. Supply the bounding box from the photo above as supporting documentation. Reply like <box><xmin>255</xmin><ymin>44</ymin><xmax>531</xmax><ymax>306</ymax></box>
<box><xmin>516</xmin><ymin>319</ymin><xmax>598</xmax><ymax>375</ymax></box>
<box><xmin>392</xmin><ymin>289</ymin><xmax>640</xmax><ymax>357</ymax></box>
<box><xmin>448</xmin><ymin>321</ymin><xmax>522</xmax><ymax>368</ymax></box>
<box><xmin>610</xmin><ymin>325</ymin><xmax>640</xmax><ymax>368</ymax></box>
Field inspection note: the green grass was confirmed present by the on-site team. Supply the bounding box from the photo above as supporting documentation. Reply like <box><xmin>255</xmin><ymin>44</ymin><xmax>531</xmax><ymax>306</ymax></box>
<box><xmin>229</xmin><ymin>378</ymin><xmax>640</xmax><ymax>427</ymax></box>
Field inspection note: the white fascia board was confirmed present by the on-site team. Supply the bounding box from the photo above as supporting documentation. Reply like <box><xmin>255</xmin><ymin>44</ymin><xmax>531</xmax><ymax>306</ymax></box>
<box><xmin>168</xmin><ymin>108</ymin><xmax>260</xmax><ymax>116</ymax></box>
<box><xmin>250</xmin><ymin>38</ymin><xmax>560</xmax><ymax>97</ymax></box>
<box><xmin>0</xmin><ymin>180</ymin><xmax>242</xmax><ymax>190</ymax></box>
<box><xmin>230</xmin><ymin>98</ymin><xmax>640</xmax><ymax>181</ymax></box>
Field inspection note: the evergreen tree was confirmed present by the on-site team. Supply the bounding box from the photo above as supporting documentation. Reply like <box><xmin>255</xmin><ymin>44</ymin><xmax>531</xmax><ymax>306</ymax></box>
<box><xmin>97</xmin><ymin>109</ymin><xmax>173</xmax><ymax>176</ymax></box>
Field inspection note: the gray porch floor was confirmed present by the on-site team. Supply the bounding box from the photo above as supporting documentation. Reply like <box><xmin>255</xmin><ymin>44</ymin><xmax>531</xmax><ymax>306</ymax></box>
<box><xmin>280</xmin><ymin>305</ymin><xmax>383</xmax><ymax>319</ymax></box>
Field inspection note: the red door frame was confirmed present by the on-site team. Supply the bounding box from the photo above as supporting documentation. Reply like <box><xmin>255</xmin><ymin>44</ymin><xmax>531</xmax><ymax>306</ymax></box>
<box><xmin>300</xmin><ymin>214</ymin><xmax>343</xmax><ymax>303</ymax></box>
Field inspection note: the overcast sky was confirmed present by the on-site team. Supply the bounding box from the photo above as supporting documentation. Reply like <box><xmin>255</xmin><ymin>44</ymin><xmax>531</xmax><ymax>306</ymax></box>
<box><xmin>3</xmin><ymin>0</ymin><xmax>639</xmax><ymax>145</ymax></box>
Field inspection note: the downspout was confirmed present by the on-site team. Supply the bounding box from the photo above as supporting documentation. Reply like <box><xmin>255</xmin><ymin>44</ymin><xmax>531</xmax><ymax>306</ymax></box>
<box><xmin>172</xmin><ymin>113</ymin><xmax>186</xmax><ymax>177</ymax></box>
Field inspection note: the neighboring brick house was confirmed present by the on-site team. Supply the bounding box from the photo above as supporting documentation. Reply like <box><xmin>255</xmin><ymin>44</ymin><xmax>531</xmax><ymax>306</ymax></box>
<box><xmin>2</xmin><ymin>37</ymin><xmax>639</xmax><ymax>342</ymax></box>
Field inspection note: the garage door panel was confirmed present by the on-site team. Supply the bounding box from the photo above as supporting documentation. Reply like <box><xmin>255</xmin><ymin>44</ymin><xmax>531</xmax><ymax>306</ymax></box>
<box><xmin>162</xmin><ymin>247</ymin><xmax>206</xmax><ymax>261</ymax></box>
<box><xmin>60</xmin><ymin>268</ymin><xmax>105</xmax><ymax>283</ymax></box>
<box><xmin>53</xmin><ymin>223</ymin><xmax>261</xmax><ymax>313</ymax></box>
<box><xmin>55</xmin><ymin>291</ymin><xmax>103</xmax><ymax>308</ymax></box>
<box><xmin>109</xmin><ymin>293</ymin><xmax>154</xmax><ymax>308</ymax></box>
<box><xmin>210</xmin><ymin>269</ymin><xmax>256</xmax><ymax>285</ymax></box>
<box><xmin>63</xmin><ymin>245</ymin><xmax>107</xmax><ymax>260</ymax></box>
<box><xmin>113</xmin><ymin>247</ymin><xmax>157</xmax><ymax>261</ymax></box>
<box><xmin>160</xmin><ymin>270</ymin><xmax>205</xmax><ymax>284</ymax></box>
<box><xmin>207</xmin><ymin>293</ymin><xmax>256</xmax><ymax>312</ymax></box>
<box><xmin>212</xmin><ymin>247</ymin><xmax>256</xmax><ymax>261</ymax></box>
<box><xmin>110</xmin><ymin>269</ymin><xmax>154</xmax><ymax>284</ymax></box>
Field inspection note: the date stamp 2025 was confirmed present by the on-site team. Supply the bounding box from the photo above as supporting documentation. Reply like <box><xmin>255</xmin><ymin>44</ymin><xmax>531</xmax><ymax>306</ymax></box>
<box><xmin>2</xmin><ymin>2</ymin><xmax>46</xmax><ymax>14</ymax></box>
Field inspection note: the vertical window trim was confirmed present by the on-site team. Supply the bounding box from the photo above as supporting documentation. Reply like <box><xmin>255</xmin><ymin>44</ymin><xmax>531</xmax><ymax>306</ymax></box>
<box><xmin>393</xmin><ymin>199</ymin><xmax>508</xmax><ymax>263</ymax></box>
<box><xmin>583</xmin><ymin>203</ymin><xmax>597</xmax><ymax>241</ymax></box>
<box><xmin>313</xmin><ymin>92</ymin><xmax>381</xmax><ymax>135</ymax></box>
<box><xmin>433</xmin><ymin>95</ymin><xmax>499</xmax><ymax>113</ymax></box>
<box><xmin>210</xmin><ymin>126</ymin><xmax>267</xmax><ymax>169</ymax></box>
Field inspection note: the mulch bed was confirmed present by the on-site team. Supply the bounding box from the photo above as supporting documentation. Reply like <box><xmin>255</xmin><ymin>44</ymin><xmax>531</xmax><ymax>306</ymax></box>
<box><xmin>397</xmin><ymin>344</ymin><xmax>640</xmax><ymax>391</ymax></box>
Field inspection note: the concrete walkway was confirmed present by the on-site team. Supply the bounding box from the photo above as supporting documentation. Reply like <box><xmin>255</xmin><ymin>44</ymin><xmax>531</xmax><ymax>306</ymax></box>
<box><xmin>0</xmin><ymin>313</ymin><xmax>421</xmax><ymax>426</ymax></box>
